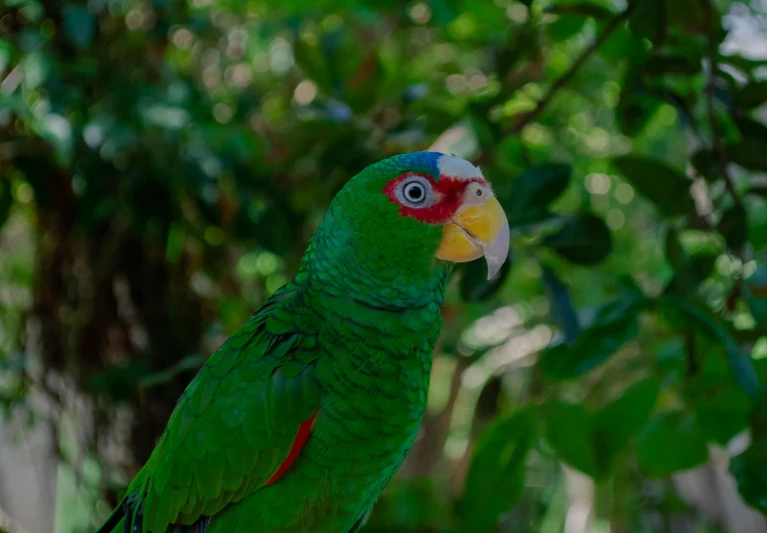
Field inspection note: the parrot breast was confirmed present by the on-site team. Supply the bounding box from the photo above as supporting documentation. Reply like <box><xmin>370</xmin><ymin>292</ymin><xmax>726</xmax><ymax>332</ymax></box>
<box><xmin>206</xmin><ymin>294</ymin><xmax>444</xmax><ymax>533</ymax></box>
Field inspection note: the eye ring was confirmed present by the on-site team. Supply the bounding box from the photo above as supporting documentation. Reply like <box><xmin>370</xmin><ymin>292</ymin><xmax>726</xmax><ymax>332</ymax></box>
<box><xmin>404</xmin><ymin>182</ymin><xmax>426</xmax><ymax>204</ymax></box>
<box><xmin>396</xmin><ymin>175</ymin><xmax>434</xmax><ymax>208</ymax></box>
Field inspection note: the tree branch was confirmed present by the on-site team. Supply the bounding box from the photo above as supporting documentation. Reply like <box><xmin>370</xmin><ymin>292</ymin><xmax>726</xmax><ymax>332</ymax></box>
<box><xmin>509</xmin><ymin>7</ymin><xmax>633</xmax><ymax>134</ymax></box>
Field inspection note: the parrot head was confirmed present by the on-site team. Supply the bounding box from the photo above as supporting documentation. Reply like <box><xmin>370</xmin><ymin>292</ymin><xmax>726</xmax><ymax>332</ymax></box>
<box><xmin>320</xmin><ymin>151</ymin><xmax>509</xmax><ymax>288</ymax></box>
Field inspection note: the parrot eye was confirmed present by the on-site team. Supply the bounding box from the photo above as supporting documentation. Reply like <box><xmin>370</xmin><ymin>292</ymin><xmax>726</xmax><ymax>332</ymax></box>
<box><xmin>405</xmin><ymin>182</ymin><xmax>425</xmax><ymax>203</ymax></box>
<box><xmin>397</xmin><ymin>176</ymin><xmax>434</xmax><ymax>208</ymax></box>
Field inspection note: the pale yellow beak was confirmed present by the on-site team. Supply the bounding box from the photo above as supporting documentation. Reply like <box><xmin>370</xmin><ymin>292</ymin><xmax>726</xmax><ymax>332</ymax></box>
<box><xmin>436</xmin><ymin>196</ymin><xmax>510</xmax><ymax>279</ymax></box>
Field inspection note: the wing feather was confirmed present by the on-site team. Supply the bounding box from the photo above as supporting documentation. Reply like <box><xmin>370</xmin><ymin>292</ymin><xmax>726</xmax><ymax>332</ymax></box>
<box><xmin>130</xmin><ymin>287</ymin><xmax>321</xmax><ymax>533</ymax></box>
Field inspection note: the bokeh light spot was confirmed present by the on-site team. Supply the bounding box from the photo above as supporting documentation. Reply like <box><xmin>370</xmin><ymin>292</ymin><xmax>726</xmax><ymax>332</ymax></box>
<box><xmin>409</xmin><ymin>3</ymin><xmax>431</xmax><ymax>24</ymax></box>
<box><xmin>615</xmin><ymin>182</ymin><xmax>634</xmax><ymax>203</ymax></box>
<box><xmin>294</xmin><ymin>80</ymin><xmax>317</xmax><ymax>105</ymax></box>
<box><xmin>204</xmin><ymin>226</ymin><xmax>224</xmax><ymax>246</ymax></box>
<box><xmin>606</xmin><ymin>209</ymin><xmax>625</xmax><ymax>230</ymax></box>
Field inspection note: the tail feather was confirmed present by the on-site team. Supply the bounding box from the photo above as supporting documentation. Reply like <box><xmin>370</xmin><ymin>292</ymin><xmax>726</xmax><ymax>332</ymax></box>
<box><xmin>348</xmin><ymin>506</ymin><xmax>373</xmax><ymax>533</ymax></box>
<box><xmin>93</xmin><ymin>495</ymin><xmax>128</xmax><ymax>533</ymax></box>
<box><xmin>94</xmin><ymin>490</ymin><xmax>210</xmax><ymax>533</ymax></box>
<box><xmin>126</xmin><ymin>497</ymin><xmax>143</xmax><ymax>533</ymax></box>
<box><xmin>93</xmin><ymin>487</ymin><xmax>144</xmax><ymax>533</ymax></box>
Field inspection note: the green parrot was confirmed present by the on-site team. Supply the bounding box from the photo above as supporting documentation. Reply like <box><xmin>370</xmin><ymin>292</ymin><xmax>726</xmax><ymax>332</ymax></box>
<box><xmin>96</xmin><ymin>151</ymin><xmax>509</xmax><ymax>533</ymax></box>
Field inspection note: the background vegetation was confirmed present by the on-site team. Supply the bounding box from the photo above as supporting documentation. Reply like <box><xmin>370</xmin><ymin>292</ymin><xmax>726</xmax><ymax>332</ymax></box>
<box><xmin>2</xmin><ymin>0</ymin><xmax>767</xmax><ymax>531</ymax></box>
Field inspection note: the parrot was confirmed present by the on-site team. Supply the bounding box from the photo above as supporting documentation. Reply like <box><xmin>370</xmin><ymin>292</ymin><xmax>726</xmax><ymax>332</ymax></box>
<box><xmin>95</xmin><ymin>151</ymin><xmax>510</xmax><ymax>533</ymax></box>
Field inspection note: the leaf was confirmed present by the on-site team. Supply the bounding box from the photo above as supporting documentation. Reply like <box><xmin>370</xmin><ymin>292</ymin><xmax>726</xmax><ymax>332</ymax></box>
<box><xmin>727</xmin><ymin>139</ymin><xmax>767</xmax><ymax>172</ymax></box>
<box><xmin>546</xmin><ymin>382</ymin><xmax>657</xmax><ymax>483</ymax></box>
<box><xmin>541</xmin><ymin>265</ymin><xmax>581</xmax><ymax>344</ymax></box>
<box><xmin>545</xmin><ymin>1</ymin><xmax>615</xmax><ymax>19</ymax></box>
<box><xmin>691</xmin><ymin>149</ymin><xmax>717</xmax><ymax>182</ymax></box>
<box><xmin>721</xmin><ymin>54</ymin><xmax>767</xmax><ymax>75</ymax></box>
<box><xmin>730</xmin><ymin>441</ymin><xmax>767</xmax><ymax>515</ymax></box>
<box><xmin>63</xmin><ymin>6</ymin><xmax>95</xmax><ymax>49</ymax></box>
<box><xmin>735</xmin><ymin>80</ymin><xmax>767</xmax><ymax>109</ymax></box>
<box><xmin>461</xmin><ymin>408</ymin><xmax>537</xmax><ymax>532</ymax></box>
<box><xmin>0</xmin><ymin>40</ymin><xmax>13</xmax><ymax>74</ymax></box>
<box><xmin>645</xmin><ymin>54</ymin><xmax>701</xmax><ymax>76</ymax></box>
<box><xmin>88</xmin><ymin>361</ymin><xmax>152</xmax><ymax>402</ymax></box>
<box><xmin>541</xmin><ymin>316</ymin><xmax>637</xmax><ymax>379</ymax></box>
<box><xmin>504</xmin><ymin>164</ymin><xmax>571</xmax><ymax>227</ymax></box>
<box><xmin>665</xmin><ymin>227</ymin><xmax>689</xmax><ymax>285</ymax></box>
<box><xmin>747</xmin><ymin>186</ymin><xmax>767</xmax><ymax>199</ymax></box>
<box><xmin>636</xmin><ymin>412</ymin><xmax>709</xmax><ymax>477</ymax></box>
<box><xmin>543</xmin><ymin>213</ymin><xmax>612</xmax><ymax>265</ymax></box>
<box><xmin>616</xmin><ymin>91</ymin><xmax>662</xmax><ymax>137</ymax></box>
<box><xmin>612</xmin><ymin>155</ymin><xmax>695</xmax><ymax>216</ymax></box>
<box><xmin>545</xmin><ymin>400</ymin><xmax>604</xmax><ymax>479</ymax></box>
<box><xmin>649</xmin><ymin>87</ymin><xmax>697</xmax><ymax>127</ymax></box>
<box><xmin>663</xmin><ymin>233</ymin><xmax>715</xmax><ymax>294</ymax></box>
<box><xmin>597</xmin><ymin>377</ymin><xmax>660</xmax><ymax>460</ymax></box>
<box><xmin>660</xmin><ymin>295</ymin><xmax>764</xmax><ymax>404</ymax></box>
<box><xmin>696</xmin><ymin>386</ymin><xmax>751</xmax><ymax>445</ymax></box>
<box><xmin>547</xmin><ymin>14</ymin><xmax>588</xmax><ymax>43</ymax></box>
<box><xmin>628</xmin><ymin>0</ymin><xmax>666</xmax><ymax>44</ymax></box>
<box><xmin>717</xmin><ymin>204</ymin><xmax>748</xmax><ymax>251</ymax></box>
<box><xmin>459</xmin><ymin>251</ymin><xmax>513</xmax><ymax>303</ymax></box>
<box><xmin>492</xmin><ymin>25</ymin><xmax>537</xmax><ymax>80</ymax></box>
<box><xmin>715</xmin><ymin>68</ymin><xmax>740</xmax><ymax>94</ymax></box>
<box><xmin>541</xmin><ymin>288</ymin><xmax>647</xmax><ymax>380</ymax></box>
<box><xmin>734</xmin><ymin>116</ymin><xmax>767</xmax><ymax>141</ymax></box>
<box><xmin>655</xmin><ymin>339</ymin><xmax>687</xmax><ymax>382</ymax></box>
<box><xmin>690</xmin><ymin>252</ymin><xmax>718</xmax><ymax>283</ymax></box>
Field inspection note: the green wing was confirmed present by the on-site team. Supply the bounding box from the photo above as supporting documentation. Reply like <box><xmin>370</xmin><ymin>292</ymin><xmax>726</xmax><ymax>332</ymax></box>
<box><xmin>131</xmin><ymin>286</ymin><xmax>322</xmax><ymax>532</ymax></box>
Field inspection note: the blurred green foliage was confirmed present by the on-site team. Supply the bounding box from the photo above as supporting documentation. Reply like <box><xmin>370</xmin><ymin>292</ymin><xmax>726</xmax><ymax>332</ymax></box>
<box><xmin>2</xmin><ymin>0</ymin><xmax>767</xmax><ymax>531</ymax></box>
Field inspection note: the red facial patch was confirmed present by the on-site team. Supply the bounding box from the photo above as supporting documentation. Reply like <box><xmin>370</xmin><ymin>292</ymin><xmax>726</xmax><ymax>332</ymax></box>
<box><xmin>383</xmin><ymin>172</ymin><xmax>484</xmax><ymax>224</ymax></box>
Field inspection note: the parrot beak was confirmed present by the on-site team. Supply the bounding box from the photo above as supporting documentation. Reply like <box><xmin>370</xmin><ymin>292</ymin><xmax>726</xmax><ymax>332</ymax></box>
<box><xmin>437</xmin><ymin>195</ymin><xmax>510</xmax><ymax>280</ymax></box>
